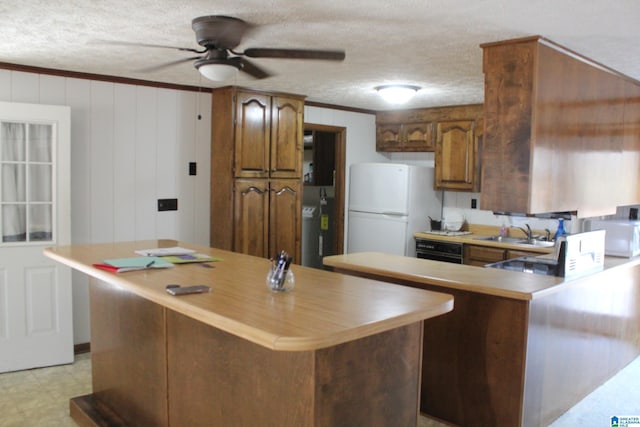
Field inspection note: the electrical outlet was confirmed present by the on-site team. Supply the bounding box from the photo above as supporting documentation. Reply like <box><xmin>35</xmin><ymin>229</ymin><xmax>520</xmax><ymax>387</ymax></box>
<box><xmin>158</xmin><ymin>199</ymin><xmax>178</xmax><ymax>211</ymax></box>
<box><xmin>189</xmin><ymin>162</ymin><xmax>197</xmax><ymax>176</ymax></box>
<box><xmin>471</xmin><ymin>198</ymin><xmax>477</xmax><ymax>209</ymax></box>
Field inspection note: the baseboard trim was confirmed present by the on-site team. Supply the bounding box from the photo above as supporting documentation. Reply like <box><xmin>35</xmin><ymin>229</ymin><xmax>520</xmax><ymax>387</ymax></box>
<box><xmin>74</xmin><ymin>342</ymin><xmax>91</xmax><ymax>354</ymax></box>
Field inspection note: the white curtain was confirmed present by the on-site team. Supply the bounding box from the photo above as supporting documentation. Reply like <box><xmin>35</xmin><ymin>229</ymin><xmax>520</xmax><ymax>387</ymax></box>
<box><xmin>2</xmin><ymin>122</ymin><xmax>26</xmax><ymax>241</ymax></box>
<box><xmin>28</xmin><ymin>124</ymin><xmax>53</xmax><ymax>241</ymax></box>
<box><xmin>1</xmin><ymin>122</ymin><xmax>53</xmax><ymax>242</ymax></box>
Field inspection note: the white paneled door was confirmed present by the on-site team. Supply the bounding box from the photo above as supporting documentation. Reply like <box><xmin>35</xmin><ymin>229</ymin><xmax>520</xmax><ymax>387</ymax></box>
<box><xmin>0</xmin><ymin>101</ymin><xmax>72</xmax><ymax>372</ymax></box>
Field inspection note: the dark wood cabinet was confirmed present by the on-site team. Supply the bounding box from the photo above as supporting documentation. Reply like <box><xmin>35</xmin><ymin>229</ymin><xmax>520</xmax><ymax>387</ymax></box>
<box><xmin>464</xmin><ymin>244</ymin><xmax>541</xmax><ymax>266</ymax></box>
<box><xmin>211</xmin><ymin>86</ymin><xmax>305</xmax><ymax>262</ymax></box>
<box><xmin>234</xmin><ymin>91</ymin><xmax>302</xmax><ymax>179</ymax></box>
<box><xmin>480</xmin><ymin>36</ymin><xmax>640</xmax><ymax>217</ymax></box>
<box><xmin>376</xmin><ymin>121</ymin><xmax>434</xmax><ymax>152</ymax></box>
<box><xmin>435</xmin><ymin>119</ymin><xmax>478</xmax><ymax>191</ymax></box>
<box><xmin>232</xmin><ymin>179</ymin><xmax>301</xmax><ymax>260</ymax></box>
<box><xmin>376</xmin><ymin>105</ymin><xmax>483</xmax><ymax>191</ymax></box>
<box><xmin>463</xmin><ymin>244</ymin><xmax>505</xmax><ymax>266</ymax></box>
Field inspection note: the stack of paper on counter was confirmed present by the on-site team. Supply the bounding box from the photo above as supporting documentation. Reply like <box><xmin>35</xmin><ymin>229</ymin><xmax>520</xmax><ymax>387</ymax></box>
<box><xmin>92</xmin><ymin>256</ymin><xmax>174</xmax><ymax>273</ymax></box>
<box><xmin>134</xmin><ymin>246</ymin><xmax>221</xmax><ymax>264</ymax></box>
<box><xmin>159</xmin><ymin>253</ymin><xmax>221</xmax><ymax>264</ymax></box>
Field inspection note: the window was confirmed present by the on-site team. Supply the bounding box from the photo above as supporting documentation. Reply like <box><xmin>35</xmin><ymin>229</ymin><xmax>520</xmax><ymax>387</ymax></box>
<box><xmin>1</xmin><ymin>121</ymin><xmax>55</xmax><ymax>243</ymax></box>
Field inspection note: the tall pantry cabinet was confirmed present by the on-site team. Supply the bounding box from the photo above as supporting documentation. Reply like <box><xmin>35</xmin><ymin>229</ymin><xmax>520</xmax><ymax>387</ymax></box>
<box><xmin>210</xmin><ymin>86</ymin><xmax>305</xmax><ymax>262</ymax></box>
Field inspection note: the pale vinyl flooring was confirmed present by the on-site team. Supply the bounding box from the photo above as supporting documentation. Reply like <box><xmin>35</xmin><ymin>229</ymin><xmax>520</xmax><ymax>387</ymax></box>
<box><xmin>0</xmin><ymin>353</ymin><xmax>638</xmax><ymax>427</ymax></box>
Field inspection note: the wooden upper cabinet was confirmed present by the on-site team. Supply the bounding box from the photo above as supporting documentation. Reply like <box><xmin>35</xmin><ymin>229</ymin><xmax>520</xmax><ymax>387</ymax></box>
<box><xmin>234</xmin><ymin>91</ymin><xmax>303</xmax><ymax>179</ymax></box>
<box><xmin>270</xmin><ymin>96</ymin><xmax>304</xmax><ymax>179</ymax></box>
<box><xmin>376</xmin><ymin>121</ymin><xmax>434</xmax><ymax>152</ymax></box>
<box><xmin>403</xmin><ymin>122</ymin><xmax>434</xmax><ymax>150</ymax></box>
<box><xmin>435</xmin><ymin>120</ymin><xmax>479</xmax><ymax>191</ymax></box>
<box><xmin>480</xmin><ymin>36</ymin><xmax>640</xmax><ymax>217</ymax></box>
<box><xmin>376</xmin><ymin>105</ymin><xmax>482</xmax><ymax>157</ymax></box>
<box><xmin>376</xmin><ymin>123</ymin><xmax>402</xmax><ymax>150</ymax></box>
<box><xmin>234</xmin><ymin>91</ymin><xmax>271</xmax><ymax>178</ymax></box>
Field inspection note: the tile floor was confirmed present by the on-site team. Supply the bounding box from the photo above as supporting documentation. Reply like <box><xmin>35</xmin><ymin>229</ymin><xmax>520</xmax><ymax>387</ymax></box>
<box><xmin>0</xmin><ymin>353</ymin><xmax>638</xmax><ymax>427</ymax></box>
<box><xmin>0</xmin><ymin>353</ymin><xmax>91</xmax><ymax>427</ymax></box>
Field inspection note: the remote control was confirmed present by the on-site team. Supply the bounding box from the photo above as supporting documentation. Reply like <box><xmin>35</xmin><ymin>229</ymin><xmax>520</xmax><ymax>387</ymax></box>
<box><xmin>166</xmin><ymin>285</ymin><xmax>211</xmax><ymax>296</ymax></box>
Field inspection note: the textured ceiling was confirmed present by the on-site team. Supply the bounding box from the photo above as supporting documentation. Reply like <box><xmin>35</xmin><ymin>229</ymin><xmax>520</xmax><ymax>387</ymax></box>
<box><xmin>1</xmin><ymin>0</ymin><xmax>639</xmax><ymax>110</ymax></box>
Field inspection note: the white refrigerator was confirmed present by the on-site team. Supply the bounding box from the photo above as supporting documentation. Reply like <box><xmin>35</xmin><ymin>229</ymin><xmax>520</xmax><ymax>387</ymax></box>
<box><xmin>347</xmin><ymin>163</ymin><xmax>442</xmax><ymax>257</ymax></box>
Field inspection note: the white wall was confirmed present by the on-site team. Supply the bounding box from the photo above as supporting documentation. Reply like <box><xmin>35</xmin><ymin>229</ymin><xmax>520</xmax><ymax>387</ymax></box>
<box><xmin>0</xmin><ymin>70</ymin><xmax>211</xmax><ymax>344</ymax></box>
<box><xmin>387</xmin><ymin>149</ymin><xmax>571</xmax><ymax>234</ymax></box>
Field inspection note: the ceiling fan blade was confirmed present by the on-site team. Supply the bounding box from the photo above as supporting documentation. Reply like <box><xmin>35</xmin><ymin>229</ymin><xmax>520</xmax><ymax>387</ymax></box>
<box><xmin>243</xmin><ymin>48</ymin><xmax>345</xmax><ymax>61</ymax></box>
<box><xmin>136</xmin><ymin>56</ymin><xmax>202</xmax><ymax>73</ymax></box>
<box><xmin>229</xmin><ymin>57</ymin><xmax>272</xmax><ymax>79</ymax></box>
<box><xmin>91</xmin><ymin>39</ymin><xmax>206</xmax><ymax>54</ymax></box>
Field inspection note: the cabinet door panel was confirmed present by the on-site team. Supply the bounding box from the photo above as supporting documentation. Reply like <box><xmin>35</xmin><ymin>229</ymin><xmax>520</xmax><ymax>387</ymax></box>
<box><xmin>270</xmin><ymin>97</ymin><xmax>303</xmax><ymax>179</ymax></box>
<box><xmin>464</xmin><ymin>245</ymin><xmax>505</xmax><ymax>266</ymax></box>
<box><xmin>234</xmin><ymin>179</ymin><xmax>269</xmax><ymax>257</ymax></box>
<box><xmin>234</xmin><ymin>92</ymin><xmax>270</xmax><ymax>178</ymax></box>
<box><xmin>269</xmin><ymin>179</ymin><xmax>301</xmax><ymax>262</ymax></box>
<box><xmin>435</xmin><ymin>120</ymin><xmax>475</xmax><ymax>190</ymax></box>
<box><xmin>376</xmin><ymin>123</ymin><xmax>402</xmax><ymax>151</ymax></box>
<box><xmin>507</xmin><ymin>250</ymin><xmax>539</xmax><ymax>259</ymax></box>
<box><xmin>402</xmin><ymin>122</ymin><xmax>434</xmax><ymax>151</ymax></box>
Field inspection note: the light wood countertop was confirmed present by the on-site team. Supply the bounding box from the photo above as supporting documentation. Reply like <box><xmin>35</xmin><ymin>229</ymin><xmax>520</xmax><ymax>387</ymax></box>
<box><xmin>323</xmin><ymin>251</ymin><xmax>640</xmax><ymax>301</ymax></box>
<box><xmin>324</xmin><ymin>252</ymin><xmax>564</xmax><ymax>300</ymax></box>
<box><xmin>44</xmin><ymin>240</ymin><xmax>453</xmax><ymax>352</ymax></box>
<box><xmin>414</xmin><ymin>231</ymin><xmax>554</xmax><ymax>254</ymax></box>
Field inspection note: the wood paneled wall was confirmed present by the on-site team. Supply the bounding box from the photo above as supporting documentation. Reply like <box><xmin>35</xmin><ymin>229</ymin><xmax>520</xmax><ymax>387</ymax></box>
<box><xmin>0</xmin><ymin>69</ymin><xmax>212</xmax><ymax>343</ymax></box>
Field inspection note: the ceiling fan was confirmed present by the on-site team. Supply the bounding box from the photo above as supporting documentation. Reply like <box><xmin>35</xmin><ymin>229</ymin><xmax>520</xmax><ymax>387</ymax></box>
<box><xmin>115</xmin><ymin>15</ymin><xmax>346</xmax><ymax>81</ymax></box>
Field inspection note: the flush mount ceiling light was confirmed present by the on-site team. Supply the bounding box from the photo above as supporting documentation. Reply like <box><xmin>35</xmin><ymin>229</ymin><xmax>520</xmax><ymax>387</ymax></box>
<box><xmin>194</xmin><ymin>60</ymin><xmax>239</xmax><ymax>81</ymax></box>
<box><xmin>375</xmin><ymin>85</ymin><xmax>420</xmax><ymax>104</ymax></box>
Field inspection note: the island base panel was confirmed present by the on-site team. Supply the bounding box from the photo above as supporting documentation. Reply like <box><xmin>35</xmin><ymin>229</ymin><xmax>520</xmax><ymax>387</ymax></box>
<box><xmin>70</xmin><ymin>394</ymin><xmax>127</xmax><ymax>427</ymax></box>
<box><xmin>84</xmin><ymin>279</ymin><xmax>169</xmax><ymax>427</ymax></box>
<box><xmin>167</xmin><ymin>310</ymin><xmax>424</xmax><ymax>427</ymax></box>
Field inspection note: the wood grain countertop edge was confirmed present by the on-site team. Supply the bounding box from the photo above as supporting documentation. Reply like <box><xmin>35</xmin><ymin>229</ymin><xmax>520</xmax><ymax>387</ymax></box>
<box><xmin>44</xmin><ymin>244</ymin><xmax>454</xmax><ymax>352</ymax></box>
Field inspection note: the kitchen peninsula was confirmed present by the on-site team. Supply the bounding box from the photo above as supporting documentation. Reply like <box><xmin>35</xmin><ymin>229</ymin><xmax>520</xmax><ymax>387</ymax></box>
<box><xmin>44</xmin><ymin>240</ymin><xmax>453</xmax><ymax>427</ymax></box>
<box><xmin>324</xmin><ymin>252</ymin><xmax>640</xmax><ymax>427</ymax></box>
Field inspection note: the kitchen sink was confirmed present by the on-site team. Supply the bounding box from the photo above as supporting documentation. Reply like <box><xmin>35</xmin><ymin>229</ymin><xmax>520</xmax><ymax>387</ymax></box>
<box><xmin>473</xmin><ymin>235</ymin><xmax>555</xmax><ymax>248</ymax></box>
<box><xmin>473</xmin><ymin>235</ymin><xmax>525</xmax><ymax>244</ymax></box>
<box><xmin>525</xmin><ymin>240</ymin><xmax>555</xmax><ymax>248</ymax></box>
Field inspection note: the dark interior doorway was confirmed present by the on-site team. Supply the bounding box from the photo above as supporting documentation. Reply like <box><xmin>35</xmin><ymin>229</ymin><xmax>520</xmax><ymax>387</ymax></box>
<box><xmin>301</xmin><ymin>123</ymin><xmax>346</xmax><ymax>268</ymax></box>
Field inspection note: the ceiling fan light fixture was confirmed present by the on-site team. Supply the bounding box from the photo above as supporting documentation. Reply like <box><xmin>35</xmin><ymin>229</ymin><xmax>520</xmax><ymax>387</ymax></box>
<box><xmin>375</xmin><ymin>85</ymin><xmax>420</xmax><ymax>104</ymax></box>
<box><xmin>196</xmin><ymin>62</ymin><xmax>238</xmax><ymax>81</ymax></box>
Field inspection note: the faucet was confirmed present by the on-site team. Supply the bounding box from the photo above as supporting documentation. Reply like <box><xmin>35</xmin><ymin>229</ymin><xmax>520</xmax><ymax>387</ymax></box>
<box><xmin>513</xmin><ymin>224</ymin><xmax>533</xmax><ymax>243</ymax></box>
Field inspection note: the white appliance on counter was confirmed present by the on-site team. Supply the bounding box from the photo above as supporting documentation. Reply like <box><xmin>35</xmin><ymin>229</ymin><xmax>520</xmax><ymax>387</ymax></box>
<box><xmin>586</xmin><ymin>219</ymin><xmax>640</xmax><ymax>257</ymax></box>
<box><xmin>347</xmin><ymin>163</ymin><xmax>442</xmax><ymax>257</ymax></box>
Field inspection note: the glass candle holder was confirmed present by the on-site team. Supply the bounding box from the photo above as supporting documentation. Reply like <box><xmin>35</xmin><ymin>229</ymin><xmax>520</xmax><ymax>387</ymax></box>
<box><xmin>266</xmin><ymin>268</ymin><xmax>295</xmax><ymax>293</ymax></box>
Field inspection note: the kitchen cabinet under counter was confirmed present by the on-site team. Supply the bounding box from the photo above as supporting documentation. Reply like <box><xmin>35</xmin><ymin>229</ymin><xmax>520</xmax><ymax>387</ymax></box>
<box><xmin>45</xmin><ymin>240</ymin><xmax>453</xmax><ymax>427</ymax></box>
<box><xmin>323</xmin><ymin>252</ymin><xmax>640</xmax><ymax>427</ymax></box>
<box><xmin>414</xmin><ymin>228</ymin><xmax>554</xmax><ymax>263</ymax></box>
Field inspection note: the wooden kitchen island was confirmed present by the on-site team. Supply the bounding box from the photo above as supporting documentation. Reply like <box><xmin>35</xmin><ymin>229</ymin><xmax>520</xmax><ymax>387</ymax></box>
<box><xmin>44</xmin><ymin>240</ymin><xmax>453</xmax><ymax>427</ymax></box>
<box><xmin>324</xmin><ymin>252</ymin><xmax>640</xmax><ymax>427</ymax></box>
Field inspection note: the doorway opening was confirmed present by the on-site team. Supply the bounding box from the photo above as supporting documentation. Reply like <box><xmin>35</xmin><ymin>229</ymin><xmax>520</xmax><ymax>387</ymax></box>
<box><xmin>301</xmin><ymin>123</ymin><xmax>345</xmax><ymax>268</ymax></box>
